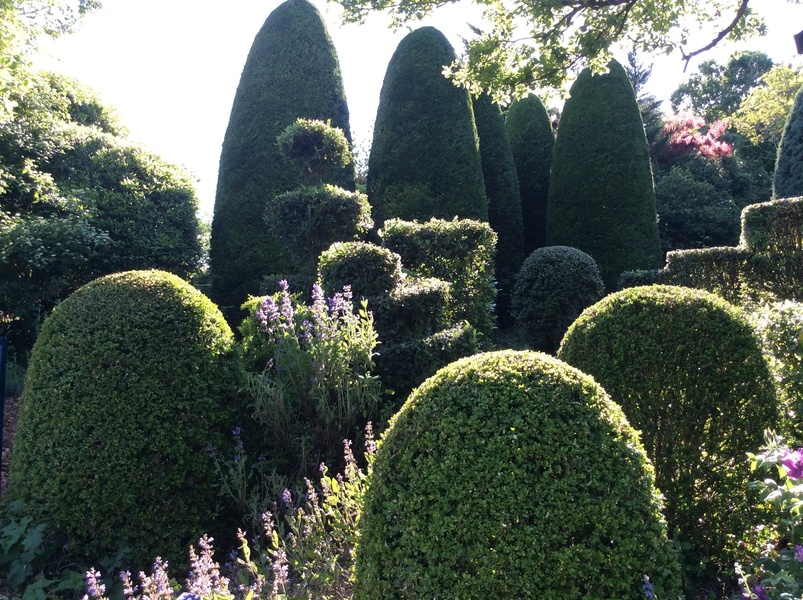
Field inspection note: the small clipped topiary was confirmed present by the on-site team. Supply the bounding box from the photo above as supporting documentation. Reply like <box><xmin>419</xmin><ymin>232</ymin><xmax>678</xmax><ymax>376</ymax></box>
<box><xmin>356</xmin><ymin>350</ymin><xmax>681</xmax><ymax>599</ymax></box>
<box><xmin>317</xmin><ymin>241</ymin><xmax>403</xmax><ymax>300</ymax></box>
<box><xmin>558</xmin><ymin>285</ymin><xmax>778</xmax><ymax>568</ymax></box>
<box><xmin>512</xmin><ymin>246</ymin><xmax>604</xmax><ymax>353</ymax></box>
<box><xmin>8</xmin><ymin>270</ymin><xmax>243</xmax><ymax>569</ymax></box>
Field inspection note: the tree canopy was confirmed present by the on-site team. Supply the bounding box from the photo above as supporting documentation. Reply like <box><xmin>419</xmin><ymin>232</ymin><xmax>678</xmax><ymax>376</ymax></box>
<box><xmin>734</xmin><ymin>65</ymin><xmax>803</xmax><ymax>149</ymax></box>
<box><xmin>334</xmin><ymin>0</ymin><xmax>772</xmax><ymax>99</ymax></box>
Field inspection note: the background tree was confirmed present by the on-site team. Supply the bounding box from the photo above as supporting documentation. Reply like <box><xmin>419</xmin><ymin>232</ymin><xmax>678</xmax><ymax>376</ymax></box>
<box><xmin>547</xmin><ymin>60</ymin><xmax>662</xmax><ymax>290</ymax></box>
<box><xmin>335</xmin><ymin>0</ymin><xmax>772</xmax><ymax>99</ymax></box>
<box><xmin>774</xmin><ymin>83</ymin><xmax>803</xmax><ymax>199</ymax></box>
<box><xmin>505</xmin><ymin>93</ymin><xmax>553</xmax><ymax>255</ymax></box>
<box><xmin>210</xmin><ymin>0</ymin><xmax>354</xmax><ymax>315</ymax></box>
<box><xmin>472</xmin><ymin>92</ymin><xmax>524</xmax><ymax>327</ymax></box>
<box><xmin>670</xmin><ymin>51</ymin><xmax>774</xmax><ymax>122</ymax></box>
<box><xmin>624</xmin><ymin>49</ymin><xmax>664</xmax><ymax>146</ymax></box>
<box><xmin>367</xmin><ymin>26</ymin><xmax>487</xmax><ymax>226</ymax></box>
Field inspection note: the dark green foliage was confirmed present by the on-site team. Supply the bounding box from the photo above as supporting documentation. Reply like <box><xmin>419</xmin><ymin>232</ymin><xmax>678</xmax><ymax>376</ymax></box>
<box><xmin>276</xmin><ymin>118</ymin><xmax>353</xmax><ymax>184</ymax></box>
<box><xmin>381</xmin><ymin>217</ymin><xmax>497</xmax><ymax>336</ymax></box>
<box><xmin>267</xmin><ymin>184</ymin><xmax>373</xmax><ymax>274</ymax></box>
<box><xmin>505</xmin><ymin>93</ymin><xmax>554</xmax><ymax>254</ymax></box>
<box><xmin>210</xmin><ymin>0</ymin><xmax>354</xmax><ymax>313</ymax></box>
<box><xmin>547</xmin><ymin>59</ymin><xmax>662</xmax><ymax>290</ymax></box>
<box><xmin>473</xmin><ymin>92</ymin><xmax>525</xmax><ymax>327</ymax></box>
<box><xmin>318</xmin><ymin>241</ymin><xmax>403</xmax><ymax>300</ymax></box>
<box><xmin>374</xmin><ymin>276</ymin><xmax>451</xmax><ymax>341</ymax></box>
<box><xmin>8</xmin><ymin>270</ymin><xmax>243</xmax><ymax>570</ymax></box>
<box><xmin>367</xmin><ymin>27</ymin><xmax>487</xmax><ymax>225</ymax></box>
<box><xmin>355</xmin><ymin>350</ymin><xmax>681</xmax><ymax>599</ymax></box>
<box><xmin>512</xmin><ymin>246</ymin><xmax>604</xmax><ymax>353</ymax></box>
<box><xmin>774</xmin><ymin>84</ymin><xmax>803</xmax><ymax>199</ymax></box>
<box><xmin>558</xmin><ymin>285</ymin><xmax>778</xmax><ymax>569</ymax></box>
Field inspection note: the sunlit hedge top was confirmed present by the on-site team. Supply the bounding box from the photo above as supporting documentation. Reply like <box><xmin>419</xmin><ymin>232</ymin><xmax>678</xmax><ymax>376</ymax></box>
<box><xmin>356</xmin><ymin>350</ymin><xmax>681</xmax><ymax>599</ymax></box>
<box><xmin>367</xmin><ymin>26</ymin><xmax>487</xmax><ymax>225</ymax></box>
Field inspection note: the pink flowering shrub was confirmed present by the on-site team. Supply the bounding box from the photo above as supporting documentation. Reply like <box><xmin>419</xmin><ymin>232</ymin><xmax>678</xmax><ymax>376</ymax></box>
<box><xmin>659</xmin><ymin>114</ymin><xmax>734</xmax><ymax>161</ymax></box>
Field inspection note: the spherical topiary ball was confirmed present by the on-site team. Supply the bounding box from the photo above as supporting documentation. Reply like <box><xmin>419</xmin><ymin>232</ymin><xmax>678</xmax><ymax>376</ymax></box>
<box><xmin>558</xmin><ymin>284</ymin><xmax>778</xmax><ymax>569</ymax></box>
<box><xmin>317</xmin><ymin>241</ymin><xmax>403</xmax><ymax>299</ymax></box>
<box><xmin>512</xmin><ymin>245</ymin><xmax>605</xmax><ymax>353</ymax></box>
<box><xmin>9</xmin><ymin>270</ymin><xmax>243</xmax><ymax>569</ymax></box>
<box><xmin>355</xmin><ymin>350</ymin><xmax>681</xmax><ymax>599</ymax></box>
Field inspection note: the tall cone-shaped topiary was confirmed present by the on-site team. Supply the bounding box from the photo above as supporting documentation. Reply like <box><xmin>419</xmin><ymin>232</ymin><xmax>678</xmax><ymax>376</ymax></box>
<box><xmin>210</xmin><ymin>0</ymin><xmax>354</xmax><ymax>314</ymax></box>
<box><xmin>506</xmin><ymin>93</ymin><xmax>554</xmax><ymax>255</ymax></box>
<box><xmin>547</xmin><ymin>60</ymin><xmax>662</xmax><ymax>290</ymax></box>
<box><xmin>473</xmin><ymin>92</ymin><xmax>524</xmax><ymax>326</ymax></box>
<box><xmin>774</xmin><ymin>83</ymin><xmax>803</xmax><ymax>199</ymax></box>
<box><xmin>367</xmin><ymin>26</ymin><xmax>487</xmax><ymax>225</ymax></box>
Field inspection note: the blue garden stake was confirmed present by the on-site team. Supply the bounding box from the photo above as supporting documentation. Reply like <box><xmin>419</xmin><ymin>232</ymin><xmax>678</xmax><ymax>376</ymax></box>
<box><xmin>0</xmin><ymin>336</ymin><xmax>6</xmax><ymax>460</ymax></box>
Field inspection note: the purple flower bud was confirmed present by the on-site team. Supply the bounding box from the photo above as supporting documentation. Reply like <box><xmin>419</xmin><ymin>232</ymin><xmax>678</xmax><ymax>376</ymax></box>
<box><xmin>782</xmin><ymin>448</ymin><xmax>803</xmax><ymax>479</ymax></box>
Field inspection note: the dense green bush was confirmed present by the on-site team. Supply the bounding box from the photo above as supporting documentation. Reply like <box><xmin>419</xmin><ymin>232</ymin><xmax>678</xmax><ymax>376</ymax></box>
<box><xmin>512</xmin><ymin>246</ymin><xmax>605</xmax><ymax>353</ymax></box>
<box><xmin>547</xmin><ymin>60</ymin><xmax>662</xmax><ymax>289</ymax></box>
<box><xmin>210</xmin><ymin>0</ymin><xmax>354</xmax><ymax>314</ymax></box>
<box><xmin>505</xmin><ymin>93</ymin><xmax>553</xmax><ymax>254</ymax></box>
<box><xmin>367</xmin><ymin>26</ymin><xmax>487</xmax><ymax>225</ymax></box>
<box><xmin>774</xmin><ymin>83</ymin><xmax>803</xmax><ymax>199</ymax></box>
<box><xmin>381</xmin><ymin>217</ymin><xmax>497</xmax><ymax>336</ymax></box>
<box><xmin>473</xmin><ymin>92</ymin><xmax>525</xmax><ymax>327</ymax></box>
<box><xmin>317</xmin><ymin>241</ymin><xmax>403</xmax><ymax>300</ymax></box>
<box><xmin>558</xmin><ymin>285</ymin><xmax>778</xmax><ymax>569</ymax></box>
<box><xmin>275</xmin><ymin>118</ymin><xmax>353</xmax><ymax>185</ymax></box>
<box><xmin>8</xmin><ymin>270</ymin><xmax>243</xmax><ymax>569</ymax></box>
<box><xmin>355</xmin><ymin>350</ymin><xmax>681</xmax><ymax>599</ymax></box>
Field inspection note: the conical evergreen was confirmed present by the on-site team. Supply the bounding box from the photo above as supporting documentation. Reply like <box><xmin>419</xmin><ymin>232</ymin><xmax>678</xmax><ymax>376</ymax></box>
<box><xmin>367</xmin><ymin>27</ymin><xmax>487</xmax><ymax>225</ymax></box>
<box><xmin>210</xmin><ymin>0</ymin><xmax>354</xmax><ymax>313</ymax></box>
<box><xmin>774</xmin><ymin>83</ymin><xmax>803</xmax><ymax>199</ymax></box>
<box><xmin>506</xmin><ymin>93</ymin><xmax>554</xmax><ymax>254</ymax></box>
<box><xmin>473</xmin><ymin>92</ymin><xmax>524</xmax><ymax>326</ymax></box>
<box><xmin>547</xmin><ymin>60</ymin><xmax>661</xmax><ymax>290</ymax></box>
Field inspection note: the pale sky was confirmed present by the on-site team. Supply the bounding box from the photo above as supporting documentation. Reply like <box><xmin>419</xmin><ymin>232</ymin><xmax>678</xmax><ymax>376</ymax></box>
<box><xmin>35</xmin><ymin>0</ymin><xmax>803</xmax><ymax>219</ymax></box>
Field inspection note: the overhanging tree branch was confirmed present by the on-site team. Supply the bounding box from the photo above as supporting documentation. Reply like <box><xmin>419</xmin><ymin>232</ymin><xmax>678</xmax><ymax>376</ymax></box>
<box><xmin>680</xmin><ymin>0</ymin><xmax>750</xmax><ymax>71</ymax></box>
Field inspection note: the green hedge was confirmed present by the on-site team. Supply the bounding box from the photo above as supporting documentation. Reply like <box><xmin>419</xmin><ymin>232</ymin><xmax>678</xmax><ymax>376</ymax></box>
<box><xmin>8</xmin><ymin>270</ymin><xmax>243</xmax><ymax>569</ymax></box>
<box><xmin>356</xmin><ymin>350</ymin><xmax>681</xmax><ymax>599</ymax></box>
<box><xmin>210</xmin><ymin>0</ymin><xmax>354</xmax><ymax>314</ymax></box>
<box><xmin>317</xmin><ymin>241</ymin><xmax>403</xmax><ymax>300</ymax></box>
<box><xmin>512</xmin><ymin>246</ymin><xmax>604</xmax><ymax>353</ymax></box>
<box><xmin>381</xmin><ymin>217</ymin><xmax>497</xmax><ymax>336</ymax></box>
<box><xmin>547</xmin><ymin>60</ymin><xmax>662</xmax><ymax>290</ymax></box>
<box><xmin>367</xmin><ymin>26</ymin><xmax>487</xmax><ymax>225</ymax></box>
<box><xmin>558</xmin><ymin>285</ymin><xmax>778</xmax><ymax>568</ymax></box>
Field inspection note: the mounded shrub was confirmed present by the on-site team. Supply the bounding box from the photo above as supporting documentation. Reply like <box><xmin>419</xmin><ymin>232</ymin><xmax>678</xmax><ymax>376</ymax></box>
<box><xmin>8</xmin><ymin>270</ymin><xmax>243</xmax><ymax>569</ymax></box>
<box><xmin>473</xmin><ymin>92</ymin><xmax>525</xmax><ymax>327</ymax></box>
<box><xmin>505</xmin><ymin>93</ymin><xmax>554</xmax><ymax>255</ymax></box>
<box><xmin>367</xmin><ymin>26</ymin><xmax>487</xmax><ymax>225</ymax></box>
<box><xmin>547</xmin><ymin>60</ymin><xmax>662</xmax><ymax>290</ymax></box>
<box><xmin>512</xmin><ymin>246</ymin><xmax>604</xmax><ymax>353</ymax></box>
<box><xmin>275</xmin><ymin>118</ymin><xmax>353</xmax><ymax>184</ymax></box>
<box><xmin>317</xmin><ymin>241</ymin><xmax>403</xmax><ymax>300</ymax></box>
<box><xmin>774</xmin><ymin>83</ymin><xmax>803</xmax><ymax>199</ymax></box>
<box><xmin>210</xmin><ymin>0</ymin><xmax>354</xmax><ymax>314</ymax></box>
<box><xmin>355</xmin><ymin>350</ymin><xmax>681</xmax><ymax>599</ymax></box>
<box><xmin>558</xmin><ymin>285</ymin><xmax>778</xmax><ymax>568</ymax></box>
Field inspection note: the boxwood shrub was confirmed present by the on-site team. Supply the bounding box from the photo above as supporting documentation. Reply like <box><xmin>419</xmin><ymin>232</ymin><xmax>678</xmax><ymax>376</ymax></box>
<box><xmin>512</xmin><ymin>246</ymin><xmax>605</xmax><ymax>353</ymax></box>
<box><xmin>8</xmin><ymin>270</ymin><xmax>243</xmax><ymax>569</ymax></box>
<box><xmin>317</xmin><ymin>241</ymin><xmax>403</xmax><ymax>300</ymax></box>
<box><xmin>558</xmin><ymin>285</ymin><xmax>778</xmax><ymax>569</ymax></box>
<box><xmin>356</xmin><ymin>350</ymin><xmax>681</xmax><ymax>599</ymax></box>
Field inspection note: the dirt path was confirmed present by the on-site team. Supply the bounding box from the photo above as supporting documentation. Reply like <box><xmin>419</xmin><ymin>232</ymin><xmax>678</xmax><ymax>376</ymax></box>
<box><xmin>1</xmin><ymin>393</ymin><xmax>20</xmax><ymax>499</ymax></box>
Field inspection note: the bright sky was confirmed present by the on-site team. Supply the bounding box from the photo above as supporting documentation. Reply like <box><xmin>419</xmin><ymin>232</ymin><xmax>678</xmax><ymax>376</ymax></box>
<box><xmin>35</xmin><ymin>0</ymin><xmax>803</xmax><ymax>219</ymax></box>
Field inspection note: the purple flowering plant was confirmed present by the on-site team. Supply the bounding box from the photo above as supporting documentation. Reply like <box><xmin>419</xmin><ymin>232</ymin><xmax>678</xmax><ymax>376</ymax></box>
<box><xmin>731</xmin><ymin>431</ymin><xmax>803</xmax><ymax>599</ymax></box>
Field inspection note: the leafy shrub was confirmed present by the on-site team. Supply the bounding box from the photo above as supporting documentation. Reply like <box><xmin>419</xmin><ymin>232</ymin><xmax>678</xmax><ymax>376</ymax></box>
<box><xmin>512</xmin><ymin>246</ymin><xmax>604</xmax><ymax>353</ymax></box>
<box><xmin>276</xmin><ymin>118</ymin><xmax>353</xmax><ymax>184</ymax></box>
<box><xmin>373</xmin><ymin>276</ymin><xmax>451</xmax><ymax>340</ymax></box>
<box><xmin>317</xmin><ymin>241</ymin><xmax>402</xmax><ymax>300</ymax></box>
<box><xmin>240</xmin><ymin>281</ymin><xmax>383</xmax><ymax>480</ymax></box>
<box><xmin>558</xmin><ymin>285</ymin><xmax>778</xmax><ymax>569</ymax></box>
<box><xmin>355</xmin><ymin>350</ymin><xmax>681</xmax><ymax>599</ymax></box>
<box><xmin>381</xmin><ymin>217</ymin><xmax>497</xmax><ymax>336</ymax></box>
<box><xmin>8</xmin><ymin>270</ymin><xmax>243</xmax><ymax>569</ymax></box>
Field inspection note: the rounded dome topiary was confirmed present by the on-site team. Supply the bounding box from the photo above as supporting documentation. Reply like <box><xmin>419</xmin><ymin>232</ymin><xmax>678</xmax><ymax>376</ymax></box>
<box><xmin>355</xmin><ymin>350</ymin><xmax>681</xmax><ymax>599</ymax></box>
<box><xmin>558</xmin><ymin>285</ymin><xmax>778</xmax><ymax>568</ymax></box>
<box><xmin>8</xmin><ymin>270</ymin><xmax>243</xmax><ymax>569</ymax></box>
<box><xmin>512</xmin><ymin>245</ymin><xmax>604</xmax><ymax>353</ymax></box>
<box><xmin>317</xmin><ymin>241</ymin><xmax>403</xmax><ymax>300</ymax></box>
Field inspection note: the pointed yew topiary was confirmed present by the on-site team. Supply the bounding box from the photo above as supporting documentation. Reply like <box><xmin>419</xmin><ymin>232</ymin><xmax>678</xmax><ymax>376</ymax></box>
<box><xmin>547</xmin><ymin>60</ymin><xmax>662</xmax><ymax>290</ymax></box>
<box><xmin>210</xmin><ymin>0</ymin><xmax>354</xmax><ymax>314</ymax></box>
<box><xmin>506</xmin><ymin>93</ymin><xmax>554</xmax><ymax>255</ymax></box>
<box><xmin>473</xmin><ymin>92</ymin><xmax>525</xmax><ymax>327</ymax></box>
<box><xmin>367</xmin><ymin>26</ymin><xmax>487</xmax><ymax>226</ymax></box>
<box><xmin>774</xmin><ymin>83</ymin><xmax>803</xmax><ymax>199</ymax></box>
